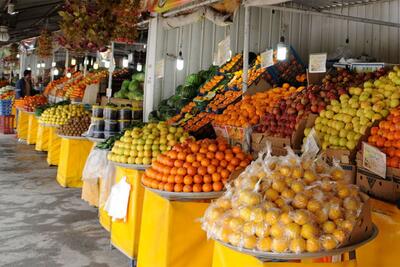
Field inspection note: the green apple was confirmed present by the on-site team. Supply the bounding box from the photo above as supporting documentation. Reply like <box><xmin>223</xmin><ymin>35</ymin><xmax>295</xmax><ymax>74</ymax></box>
<box><xmin>138</xmin><ymin>151</ymin><xmax>144</xmax><ymax>158</ymax></box>
<box><xmin>159</xmin><ymin>144</ymin><xmax>167</xmax><ymax>152</ymax></box>
<box><xmin>346</xmin><ymin>140</ymin><xmax>356</xmax><ymax>150</ymax></box>
<box><xmin>145</xmin><ymin>138</ymin><xmax>153</xmax><ymax>145</ymax></box>
<box><xmin>339</xmin><ymin>129</ymin><xmax>348</xmax><ymax>138</ymax></box>
<box><xmin>130</xmin><ymin>150</ymin><xmax>138</xmax><ymax>157</ymax></box>
<box><xmin>168</xmin><ymin>140</ymin><xmax>177</xmax><ymax>147</ymax></box>
<box><xmin>136</xmin><ymin>144</ymin><xmax>144</xmax><ymax>151</ymax></box>
<box><xmin>390</xmin><ymin>99</ymin><xmax>400</xmax><ymax>108</ymax></box>
<box><xmin>152</xmin><ymin>144</ymin><xmax>159</xmax><ymax>151</ymax></box>
<box><xmin>127</xmin><ymin>156</ymin><xmax>134</xmax><ymax>164</ymax></box>
<box><xmin>380</xmin><ymin>109</ymin><xmax>389</xmax><ymax>117</ymax></box>
<box><xmin>142</xmin><ymin>157</ymin><xmax>152</xmax><ymax>165</ymax></box>
<box><xmin>339</xmin><ymin>138</ymin><xmax>347</xmax><ymax>147</ymax></box>
<box><xmin>135</xmin><ymin>157</ymin><xmax>143</xmax><ymax>165</ymax></box>
<box><xmin>167</xmin><ymin>134</ymin><xmax>175</xmax><ymax>141</ymax></box>
<box><xmin>159</xmin><ymin>137</ymin><xmax>167</xmax><ymax>145</ymax></box>
<box><xmin>325</xmin><ymin>110</ymin><xmax>334</xmax><ymax>119</ymax></box>
<box><xmin>153</xmin><ymin>139</ymin><xmax>160</xmax><ymax>145</ymax></box>
<box><xmin>144</xmin><ymin>144</ymin><xmax>152</xmax><ymax>151</ymax></box>
<box><xmin>345</xmin><ymin>123</ymin><xmax>353</xmax><ymax>130</ymax></box>
<box><xmin>144</xmin><ymin>150</ymin><xmax>152</xmax><ymax>158</ymax></box>
<box><xmin>168</xmin><ymin>127</ymin><xmax>177</xmax><ymax>133</ymax></box>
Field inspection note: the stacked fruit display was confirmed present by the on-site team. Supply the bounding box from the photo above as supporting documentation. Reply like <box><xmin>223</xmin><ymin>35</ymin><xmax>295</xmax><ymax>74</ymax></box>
<box><xmin>22</xmin><ymin>95</ymin><xmax>48</xmax><ymax>112</ymax></box>
<box><xmin>202</xmin><ymin>147</ymin><xmax>366</xmax><ymax>253</ymax></box>
<box><xmin>368</xmin><ymin>108</ymin><xmax>400</xmax><ymax>168</ymax></box>
<box><xmin>142</xmin><ymin>138</ymin><xmax>251</xmax><ymax>193</ymax></box>
<box><xmin>57</xmin><ymin>115</ymin><xmax>91</xmax><ymax>136</ymax></box>
<box><xmin>199</xmin><ymin>75</ymin><xmax>225</xmax><ymax>95</ymax></box>
<box><xmin>39</xmin><ymin>104</ymin><xmax>89</xmax><ymax>126</ymax></box>
<box><xmin>44</xmin><ymin>77</ymin><xmax>69</xmax><ymax>95</ymax></box>
<box><xmin>107</xmin><ymin>122</ymin><xmax>192</xmax><ymax>165</ymax></box>
<box><xmin>219</xmin><ymin>53</ymin><xmax>242</xmax><ymax>74</ymax></box>
<box><xmin>65</xmin><ymin>70</ymin><xmax>108</xmax><ymax>99</ymax></box>
<box><xmin>181</xmin><ymin>112</ymin><xmax>213</xmax><ymax>133</ymax></box>
<box><xmin>313</xmin><ymin>68</ymin><xmax>400</xmax><ymax>150</ymax></box>
<box><xmin>213</xmin><ymin>84</ymin><xmax>300</xmax><ymax>128</ymax></box>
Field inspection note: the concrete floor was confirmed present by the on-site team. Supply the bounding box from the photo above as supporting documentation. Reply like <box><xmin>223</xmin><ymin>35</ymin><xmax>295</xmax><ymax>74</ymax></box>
<box><xmin>0</xmin><ymin>135</ymin><xmax>127</xmax><ymax>267</ymax></box>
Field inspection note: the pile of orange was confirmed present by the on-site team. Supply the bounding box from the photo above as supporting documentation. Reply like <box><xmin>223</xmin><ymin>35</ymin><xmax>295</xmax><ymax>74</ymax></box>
<box><xmin>181</xmin><ymin>112</ymin><xmax>213</xmax><ymax>132</ymax></box>
<box><xmin>142</xmin><ymin>138</ymin><xmax>252</xmax><ymax>193</ymax></box>
<box><xmin>219</xmin><ymin>53</ymin><xmax>242</xmax><ymax>73</ymax></box>
<box><xmin>368</xmin><ymin>108</ymin><xmax>400</xmax><ymax>168</ymax></box>
<box><xmin>213</xmin><ymin>84</ymin><xmax>302</xmax><ymax>127</ymax></box>
<box><xmin>199</xmin><ymin>75</ymin><xmax>225</xmax><ymax>94</ymax></box>
<box><xmin>207</xmin><ymin>90</ymin><xmax>242</xmax><ymax>112</ymax></box>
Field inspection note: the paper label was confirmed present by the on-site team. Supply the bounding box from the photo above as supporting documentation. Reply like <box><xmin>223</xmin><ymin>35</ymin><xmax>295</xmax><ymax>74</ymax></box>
<box><xmin>363</xmin><ymin>142</ymin><xmax>386</xmax><ymax>178</ymax></box>
<box><xmin>156</xmin><ymin>59</ymin><xmax>164</xmax><ymax>79</ymax></box>
<box><xmin>106</xmin><ymin>88</ymin><xmax>112</xmax><ymax>98</ymax></box>
<box><xmin>261</xmin><ymin>49</ymin><xmax>274</xmax><ymax>68</ymax></box>
<box><xmin>309</xmin><ymin>53</ymin><xmax>327</xmax><ymax>73</ymax></box>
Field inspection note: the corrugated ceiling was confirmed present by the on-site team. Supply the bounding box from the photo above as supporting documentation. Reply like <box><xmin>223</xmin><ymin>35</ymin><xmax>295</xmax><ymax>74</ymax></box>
<box><xmin>287</xmin><ymin>0</ymin><xmax>391</xmax><ymax>10</ymax></box>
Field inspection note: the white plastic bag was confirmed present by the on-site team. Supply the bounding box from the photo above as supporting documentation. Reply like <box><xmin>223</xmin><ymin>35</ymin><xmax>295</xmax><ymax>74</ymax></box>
<box><xmin>82</xmin><ymin>148</ymin><xmax>108</xmax><ymax>181</ymax></box>
<box><xmin>99</xmin><ymin>159</ymin><xmax>116</xmax><ymax>209</ymax></box>
<box><xmin>104</xmin><ymin>176</ymin><xmax>131</xmax><ymax>222</ymax></box>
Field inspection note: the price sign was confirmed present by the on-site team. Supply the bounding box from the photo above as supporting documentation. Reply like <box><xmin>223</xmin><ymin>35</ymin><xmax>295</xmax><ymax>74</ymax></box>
<box><xmin>156</xmin><ymin>59</ymin><xmax>165</xmax><ymax>79</ymax></box>
<box><xmin>106</xmin><ymin>88</ymin><xmax>112</xmax><ymax>98</ymax></box>
<box><xmin>363</xmin><ymin>142</ymin><xmax>386</xmax><ymax>178</ymax></box>
<box><xmin>309</xmin><ymin>53</ymin><xmax>327</xmax><ymax>73</ymax></box>
<box><xmin>261</xmin><ymin>49</ymin><xmax>274</xmax><ymax>68</ymax></box>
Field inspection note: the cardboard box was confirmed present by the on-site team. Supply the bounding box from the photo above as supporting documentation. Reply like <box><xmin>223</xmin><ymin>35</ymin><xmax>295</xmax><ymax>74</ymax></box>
<box><xmin>356</xmin><ymin>166</ymin><xmax>398</xmax><ymax>203</ymax></box>
<box><xmin>251</xmin><ymin>114</ymin><xmax>317</xmax><ymax>155</ymax></box>
<box><xmin>340</xmin><ymin>163</ymin><xmax>356</xmax><ymax>184</ymax></box>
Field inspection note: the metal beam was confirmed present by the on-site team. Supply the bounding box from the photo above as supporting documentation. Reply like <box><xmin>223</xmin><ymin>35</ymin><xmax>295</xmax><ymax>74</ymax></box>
<box><xmin>163</xmin><ymin>0</ymin><xmax>222</xmax><ymax>17</ymax></box>
<box><xmin>261</xmin><ymin>5</ymin><xmax>400</xmax><ymax>28</ymax></box>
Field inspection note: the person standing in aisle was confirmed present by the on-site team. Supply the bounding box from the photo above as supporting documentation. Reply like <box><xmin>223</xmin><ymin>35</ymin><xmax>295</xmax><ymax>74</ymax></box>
<box><xmin>15</xmin><ymin>69</ymin><xmax>33</xmax><ymax>99</ymax></box>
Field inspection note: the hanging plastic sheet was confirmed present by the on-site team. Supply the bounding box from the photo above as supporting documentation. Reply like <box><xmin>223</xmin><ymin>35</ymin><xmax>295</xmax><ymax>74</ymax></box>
<box><xmin>16</xmin><ymin>109</ymin><xmax>28</xmax><ymax>140</ymax></box>
<box><xmin>26</xmin><ymin>113</ymin><xmax>38</xmax><ymax>145</ymax></box>
<box><xmin>46</xmin><ymin>127</ymin><xmax>61</xmax><ymax>166</ymax></box>
<box><xmin>35</xmin><ymin>124</ymin><xmax>49</xmax><ymax>152</ymax></box>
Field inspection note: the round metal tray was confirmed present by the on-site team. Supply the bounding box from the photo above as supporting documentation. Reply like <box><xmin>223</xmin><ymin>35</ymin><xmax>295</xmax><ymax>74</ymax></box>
<box><xmin>39</xmin><ymin>123</ymin><xmax>59</xmax><ymax>128</ymax></box>
<box><xmin>111</xmin><ymin>161</ymin><xmax>150</xmax><ymax>171</ymax></box>
<box><xmin>144</xmin><ymin>185</ymin><xmax>225</xmax><ymax>201</ymax></box>
<box><xmin>86</xmin><ymin>136</ymin><xmax>106</xmax><ymax>143</ymax></box>
<box><xmin>57</xmin><ymin>134</ymin><xmax>88</xmax><ymax>140</ymax></box>
<box><xmin>217</xmin><ymin>224</ymin><xmax>378</xmax><ymax>261</ymax></box>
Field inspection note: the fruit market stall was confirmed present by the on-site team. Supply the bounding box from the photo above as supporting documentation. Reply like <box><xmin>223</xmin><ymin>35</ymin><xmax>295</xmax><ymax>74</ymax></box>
<box><xmin>20</xmin><ymin>95</ymin><xmax>48</xmax><ymax>145</ymax></box>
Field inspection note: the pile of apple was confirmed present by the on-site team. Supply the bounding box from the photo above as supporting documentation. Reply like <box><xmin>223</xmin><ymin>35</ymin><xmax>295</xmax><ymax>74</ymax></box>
<box><xmin>107</xmin><ymin>122</ymin><xmax>192</xmax><ymax>165</ymax></box>
<box><xmin>202</xmin><ymin>147</ymin><xmax>365</xmax><ymax>253</ymax></box>
<box><xmin>312</xmin><ymin>68</ymin><xmax>400</xmax><ymax>150</ymax></box>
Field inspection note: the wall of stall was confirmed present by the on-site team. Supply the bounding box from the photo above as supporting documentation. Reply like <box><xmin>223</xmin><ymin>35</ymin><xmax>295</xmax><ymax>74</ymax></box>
<box><xmin>152</xmin><ymin>1</ymin><xmax>400</xmax><ymax>107</ymax></box>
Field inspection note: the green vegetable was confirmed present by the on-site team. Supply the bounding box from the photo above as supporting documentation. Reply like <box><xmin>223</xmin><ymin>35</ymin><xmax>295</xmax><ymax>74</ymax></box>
<box><xmin>132</xmin><ymin>72</ymin><xmax>145</xmax><ymax>82</ymax></box>
<box><xmin>128</xmin><ymin>80</ymin><xmax>140</xmax><ymax>92</ymax></box>
<box><xmin>121</xmin><ymin>80</ymin><xmax>130</xmax><ymax>90</ymax></box>
<box><xmin>179</xmin><ymin>85</ymin><xmax>197</xmax><ymax>98</ymax></box>
<box><xmin>185</xmin><ymin>74</ymin><xmax>201</xmax><ymax>87</ymax></box>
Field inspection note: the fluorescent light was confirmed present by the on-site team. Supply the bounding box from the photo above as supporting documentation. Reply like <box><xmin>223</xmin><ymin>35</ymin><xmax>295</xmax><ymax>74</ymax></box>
<box><xmin>93</xmin><ymin>62</ymin><xmax>99</xmax><ymax>70</ymax></box>
<box><xmin>104</xmin><ymin>60</ymin><xmax>110</xmax><ymax>68</ymax></box>
<box><xmin>136</xmin><ymin>63</ymin><xmax>142</xmax><ymax>72</ymax></box>
<box><xmin>122</xmin><ymin>57</ymin><xmax>129</xmax><ymax>68</ymax></box>
<box><xmin>176</xmin><ymin>51</ymin><xmax>184</xmax><ymax>71</ymax></box>
<box><xmin>71</xmin><ymin>58</ymin><xmax>76</xmax><ymax>66</ymax></box>
<box><xmin>16</xmin><ymin>54</ymin><xmax>20</xmax><ymax>59</ymax></box>
<box><xmin>27</xmin><ymin>67</ymin><xmax>31</xmax><ymax>70</ymax></box>
<box><xmin>41</xmin><ymin>62</ymin><xmax>45</xmax><ymax>68</ymax></box>
<box><xmin>52</xmin><ymin>61</ymin><xmax>56</xmax><ymax>67</ymax></box>
<box><xmin>276</xmin><ymin>36</ymin><xmax>287</xmax><ymax>61</ymax></box>
<box><xmin>37</xmin><ymin>63</ymin><xmax>41</xmax><ymax>68</ymax></box>
<box><xmin>66</xmin><ymin>72</ymin><xmax>72</xmax><ymax>78</ymax></box>
<box><xmin>84</xmin><ymin>58</ymin><xmax>89</xmax><ymax>65</ymax></box>
<box><xmin>53</xmin><ymin>68</ymin><xmax>59</xmax><ymax>76</ymax></box>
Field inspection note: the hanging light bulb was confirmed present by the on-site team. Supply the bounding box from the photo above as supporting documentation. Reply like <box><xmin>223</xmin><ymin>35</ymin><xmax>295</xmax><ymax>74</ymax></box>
<box><xmin>41</xmin><ymin>62</ymin><xmax>45</xmax><ymax>68</ymax></box>
<box><xmin>71</xmin><ymin>58</ymin><xmax>77</xmax><ymax>66</ymax></box>
<box><xmin>53</xmin><ymin>68</ymin><xmax>59</xmax><ymax>76</ymax></box>
<box><xmin>37</xmin><ymin>63</ymin><xmax>41</xmax><ymax>68</ymax></box>
<box><xmin>136</xmin><ymin>62</ymin><xmax>142</xmax><ymax>72</ymax></box>
<box><xmin>0</xmin><ymin>26</ymin><xmax>9</xmax><ymax>42</ymax></box>
<box><xmin>122</xmin><ymin>57</ymin><xmax>129</xmax><ymax>68</ymax></box>
<box><xmin>27</xmin><ymin>66</ymin><xmax>31</xmax><ymax>70</ymax></box>
<box><xmin>52</xmin><ymin>61</ymin><xmax>56</xmax><ymax>67</ymax></box>
<box><xmin>84</xmin><ymin>58</ymin><xmax>89</xmax><ymax>65</ymax></box>
<box><xmin>276</xmin><ymin>36</ymin><xmax>288</xmax><ymax>61</ymax></box>
<box><xmin>176</xmin><ymin>51</ymin><xmax>184</xmax><ymax>71</ymax></box>
<box><xmin>93</xmin><ymin>62</ymin><xmax>99</xmax><ymax>70</ymax></box>
<box><xmin>16</xmin><ymin>54</ymin><xmax>20</xmax><ymax>59</ymax></box>
<box><xmin>104</xmin><ymin>60</ymin><xmax>110</xmax><ymax>68</ymax></box>
<box><xmin>66</xmin><ymin>72</ymin><xmax>72</xmax><ymax>78</ymax></box>
<box><xmin>90</xmin><ymin>58</ymin><xmax>94</xmax><ymax>66</ymax></box>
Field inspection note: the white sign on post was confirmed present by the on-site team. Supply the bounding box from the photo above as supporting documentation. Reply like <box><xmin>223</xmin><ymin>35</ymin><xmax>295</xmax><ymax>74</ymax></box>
<box><xmin>156</xmin><ymin>59</ymin><xmax>165</xmax><ymax>79</ymax></box>
<box><xmin>362</xmin><ymin>142</ymin><xmax>386</xmax><ymax>178</ymax></box>
<box><xmin>216</xmin><ymin>35</ymin><xmax>231</xmax><ymax>66</ymax></box>
<box><xmin>106</xmin><ymin>88</ymin><xmax>112</xmax><ymax>98</ymax></box>
<box><xmin>309</xmin><ymin>53</ymin><xmax>327</xmax><ymax>73</ymax></box>
<box><xmin>261</xmin><ymin>49</ymin><xmax>274</xmax><ymax>68</ymax></box>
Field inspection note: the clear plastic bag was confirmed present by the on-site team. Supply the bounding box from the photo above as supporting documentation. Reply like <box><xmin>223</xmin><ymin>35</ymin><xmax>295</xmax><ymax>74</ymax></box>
<box><xmin>82</xmin><ymin>148</ymin><xmax>108</xmax><ymax>181</ymax></box>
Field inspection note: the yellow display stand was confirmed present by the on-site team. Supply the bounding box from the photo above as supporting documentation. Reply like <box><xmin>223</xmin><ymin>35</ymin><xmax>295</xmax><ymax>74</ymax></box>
<box><xmin>35</xmin><ymin>124</ymin><xmax>49</xmax><ymax>152</ymax></box>
<box><xmin>16</xmin><ymin>109</ymin><xmax>29</xmax><ymax>140</ymax></box>
<box><xmin>26</xmin><ymin>113</ymin><xmax>38</xmax><ymax>145</ymax></box>
<box><xmin>99</xmin><ymin>178</ymin><xmax>111</xmax><ymax>232</ymax></box>
<box><xmin>137</xmin><ymin>190</ymin><xmax>214</xmax><ymax>267</ymax></box>
<box><xmin>56</xmin><ymin>137</ymin><xmax>93</xmax><ymax>188</ymax></box>
<box><xmin>357</xmin><ymin>199</ymin><xmax>400</xmax><ymax>267</ymax></box>
<box><xmin>212</xmin><ymin>242</ymin><xmax>356</xmax><ymax>267</ymax></box>
<box><xmin>110</xmin><ymin>166</ymin><xmax>145</xmax><ymax>259</ymax></box>
<box><xmin>47</xmin><ymin>126</ymin><xmax>61</xmax><ymax>166</ymax></box>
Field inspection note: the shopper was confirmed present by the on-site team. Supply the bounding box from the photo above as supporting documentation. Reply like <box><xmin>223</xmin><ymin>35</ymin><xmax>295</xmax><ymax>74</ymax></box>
<box><xmin>15</xmin><ymin>69</ymin><xmax>34</xmax><ymax>99</ymax></box>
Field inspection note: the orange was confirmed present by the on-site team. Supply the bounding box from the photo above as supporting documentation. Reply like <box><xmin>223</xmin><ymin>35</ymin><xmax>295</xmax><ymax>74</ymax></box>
<box><xmin>212</xmin><ymin>172</ymin><xmax>222</xmax><ymax>182</ymax></box>
<box><xmin>193</xmin><ymin>184</ymin><xmax>202</xmax><ymax>192</ymax></box>
<box><xmin>231</xmin><ymin>157</ymin><xmax>240</xmax><ymax>166</ymax></box>
<box><xmin>177</xmin><ymin>167</ymin><xmax>187</xmax><ymax>176</ymax></box>
<box><xmin>187</xmin><ymin>166</ymin><xmax>197</xmax><ymax>176</ymax></box>
<box><xmin>190</xmin><ymin>143</ymin><xmax>200</xmax><ymax>153</ymax></box>
<box><xmin>208</xmin><ymin>144</ymin><xmax>218</xmax><ymax>152</ymax></box>
<box><xmin>192</xmin><ymin>161</ymin><xmax>201</xmax><ymax>168</ymax></box>
<box><xmin>220</xmin><ymin>160</ymin><xmax>228</xmax><ymax>167</ymax></box>
<box><xmin>168</xmin><ymin>150</ymin><xmax>178</xmax><ymax>159</ymax></box>
<box><xmin>193</xmin><ymin>174</ymin><xmax>203</xmax><ymax>184</ymax></box>
<box><xmin>227</xmin><ymin>164</ymin><xmax>236</xmax><ymax>172</ymax></box>
<box><xmin>211</xmin><ymin>158</ymin><xmax>220</xmax><ymax>166</ymax></box>
<box><xmin>215</xmin><ymin>151</ymin><xmax>225</xmax><ymax>161</ymax></box>
<box><xmin>202</xmin><ymin>183</ymin><xmax>213</xmax><ymax>192</ymax></box>
<box><xmin>204</xmin><ymin>174</ymin><xmax>212</xmax><ymax>184</ymax></box>
<box><xmin>213</xmin><ymin>182</ymin><xmax>223</xmax><ymax>192</ymax></box>
<box><xmin>206</xmin><ymin>152</ymin><xmax>215</xmax><ymax>159</ymax></box>
<box><xmin>175</xmin><ymin>175</ymin><xmax>184</xmax><ymax>184</ymax></box>
<box><xmin>158</xmin><ymin>182</ymin><xmax>165</xmax><ymax>190</ymax></box>
<box><xmin>201</xmin><ymin>158</ymin><xmax>211</xmax><ymax>167</ymax></box>
<box><xmin>207</xmin><ymin>165</ymin><xmax>217</xmax><ymax>174</ymax></box>
<box><xmin>183</xmin><ymin>175</ymin><xmax>193</xmax><ymax>185</ymax></box>
<box><xmin>174</xmin><ymin>160</ymin><xmax>184</xmax><ymax>168</ymax></box>
<box><xmin>183</xmin><ymin>162</ymin><xmax>192</xmax><ymax>169</ymax></box>
<box><xmin>198</xmin><ymin>166</ymin><xmax>207</xmax><ymax>176</ymax></box>
<box><xmin>225</xmin><ymin>153</ymin><xmax>234</xmax><ymax>161</ymax></box>
<box><xmin>164</xmin><ymin>183</ymin><xmax>174</xmax><ymax>192</ymax></box>
<box><xmin>186</xmin><ymin>154</ymin><xmax>196</xmax><ymax>163</ymax></box>
<box><xmin>183</xmin><ymin>184</ymin><xmax>193</xmax><ymax>192</ymax></box>
<box><xmin>174</xmin><ymin>184</ymin><xmax>183</xmax><ymax>192</ymax></box>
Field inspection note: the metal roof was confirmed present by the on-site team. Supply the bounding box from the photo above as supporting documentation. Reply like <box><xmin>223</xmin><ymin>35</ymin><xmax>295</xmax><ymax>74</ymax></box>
<box><xmin>284</xmin><ymin>0</ymin><xmax>391</xmax><ymax>10</ymax></box>
<box><xmin>0</xmin><ymin>0</ymin><xmax>62</xmax><ymax>44</ymax></box>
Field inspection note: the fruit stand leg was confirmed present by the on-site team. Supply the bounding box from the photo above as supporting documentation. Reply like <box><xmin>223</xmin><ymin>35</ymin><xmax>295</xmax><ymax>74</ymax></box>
<box><xmin>35</xmin><ymin>124</ymin><xmax>49</xmax><ymax>152</ymax></box>
<box><xmin>110</xmin><ymin>167</ymin><xmax>145</xmax><ymax>260</ymax></box>
<box><xmin>56</xmin><ymin>138</ymin><xmax>93</xmax><ymax>188</ymax></box>
<box><xmin>16</xmin><ymin>110</ymin><xmax>29</xmax><ymax>140</ymax></box>
<box><xmin>212</xmin><ymin>242</ymin><xmax>357</xmax><ymax>267</ymax></box>
<box><xmin>137</xmin><ymin>190</ymin><xmax>214</xmax><ymax>267</ymax></box>
<box><xmin>27</xmin><ymin>114</ymin><xmax>38</xmax><ymax>145</ymax></box>
<box><xmin>357</xmin><ymin>198</ymin><xmax>400</xmax><ymax>267</ymax></box>
<box><xmin>47</xmin><ymin>127</ymin><xmax>61</xmax><ymax>166</ymax></box>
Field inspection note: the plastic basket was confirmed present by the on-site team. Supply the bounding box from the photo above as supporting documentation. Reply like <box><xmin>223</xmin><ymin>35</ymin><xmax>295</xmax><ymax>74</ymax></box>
<box><xmin>0</xmin><ymin>99</ymin><xmax>12</xmax><ymax>116</ymax></box>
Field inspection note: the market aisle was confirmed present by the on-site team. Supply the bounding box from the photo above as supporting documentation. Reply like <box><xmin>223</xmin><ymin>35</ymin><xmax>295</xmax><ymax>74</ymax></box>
<box><xmin>0</xmin><ymin>135</ymin><xmax>126</xmax><ymax>267</ymax></box>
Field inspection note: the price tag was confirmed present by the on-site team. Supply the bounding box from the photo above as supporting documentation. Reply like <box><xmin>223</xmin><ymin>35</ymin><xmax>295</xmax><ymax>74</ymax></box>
<box><xmin>156</xmin><ymin>59</ymin><xmax>164</xmax><ymax>79</ymax></box>
<box><xmin>363</xmin><ymin>142</ymin><xmax>386</xmax><ymax>178</ymax></box>
<box><xmin>261</xmin><ymin>49</ymin><xmax>274</xmax><ymax>68</ymax></box>
<box><xmin>309</xmin><ymin>53</ymin><xmax>327</xmax><ymax>73</ymax></box>
<box><xmin>106</xmin><ymin>88</ymin><xmax>112</xmax><ymax>98</ymax></box>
